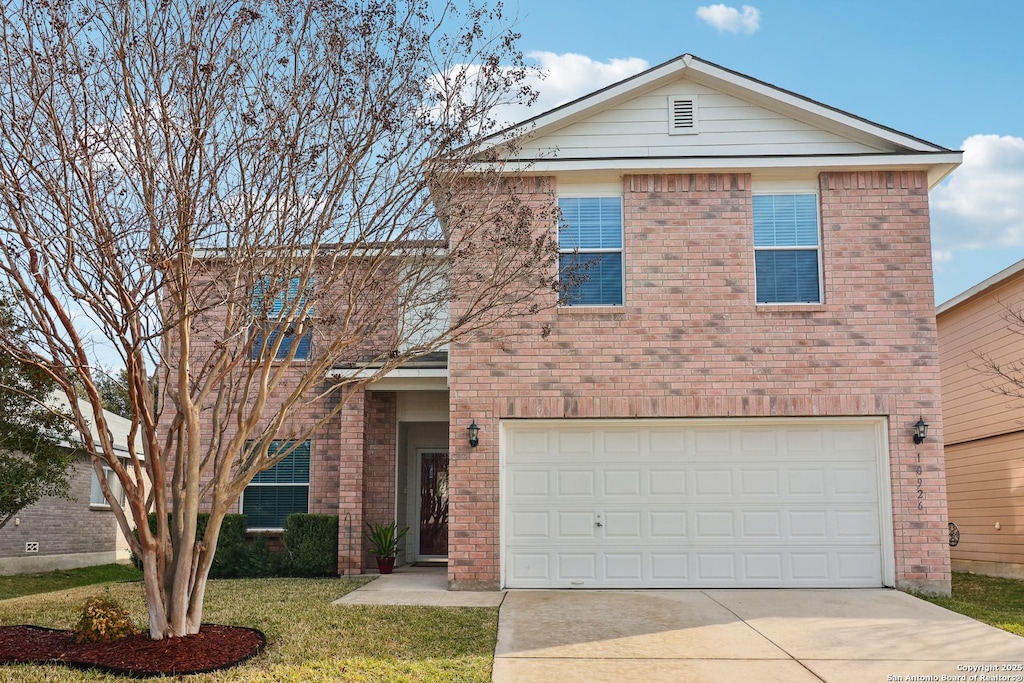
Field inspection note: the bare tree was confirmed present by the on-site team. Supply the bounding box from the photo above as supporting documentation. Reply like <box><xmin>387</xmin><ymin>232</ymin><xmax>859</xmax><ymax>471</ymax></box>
<box><xmin>975</xmin><ymin>303</ymin><xmax>1024</xmax><ymax>400</ymax></box>
<box><xmin>0</xmin><ymin>0</ymin><xmax>558</xmax><ymax>638</ymax></box>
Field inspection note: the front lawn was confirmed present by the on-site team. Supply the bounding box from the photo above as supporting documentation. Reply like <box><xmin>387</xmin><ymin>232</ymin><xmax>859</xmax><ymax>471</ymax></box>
<box><xmin>0</xmin><ymin>577</ymin><xmax>499</xmax><ymax>682</ymax></box>
<box><xmin>919</xmin><ymin>572</ymin><xmax>1024</xmax><ymax>637</ymax></box>
<box><xmin>0</xmin><ymin>564</ymin><xmax>142</xmax><ymax>601</ymax></box>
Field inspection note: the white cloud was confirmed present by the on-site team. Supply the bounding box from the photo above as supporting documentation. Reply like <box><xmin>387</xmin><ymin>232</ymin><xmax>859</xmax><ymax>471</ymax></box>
<box><xmin>930</xmin><ymin>134</ymin><xmax>1024</xmax><ymax>250</ymax></box>
<box><xmin>491</xmin><ymin>52</ymin><xmax>650</xmax><ymax>128</ymax></box>
<box><xmin>696</xmin><ymin>4</ymin><xmax>761</xmax><ymax>34</ymax></box>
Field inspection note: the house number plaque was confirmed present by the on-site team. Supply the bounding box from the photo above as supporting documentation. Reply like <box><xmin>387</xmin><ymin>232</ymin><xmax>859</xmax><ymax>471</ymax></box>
<box><xmin>916</xmin><ymin>453</ymin><xmax>924</xmax><ymax>510</ymax></box>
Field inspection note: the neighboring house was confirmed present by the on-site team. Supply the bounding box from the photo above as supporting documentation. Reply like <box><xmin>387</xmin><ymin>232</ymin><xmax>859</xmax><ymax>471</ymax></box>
<box><xmin>937</xmin><ymin>260</ymin><xmax>1024</xmax><ymax>580</ymax></box>
<box><xmin>197</xmin><ymin>54</ymin><xmax>962</xmax><ymax>595</ymax></box>
<box><xmin>0</xmin><ymin>400</ymin><xmax>146</xmax><ymax>574</ymax></box>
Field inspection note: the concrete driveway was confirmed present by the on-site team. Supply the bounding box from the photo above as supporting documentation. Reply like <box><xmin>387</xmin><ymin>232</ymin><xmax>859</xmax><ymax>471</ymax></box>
<box><xmin>493</xmin><ymin>589</ymin><xmax>1024</xmax><ymax>682</ymax></box>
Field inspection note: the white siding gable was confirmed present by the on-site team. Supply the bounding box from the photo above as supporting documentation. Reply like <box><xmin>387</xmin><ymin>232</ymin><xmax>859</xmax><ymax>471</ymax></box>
<box><xmin>516</xmin><ymin>79</ymin><xmax>893</xmax><ymax>160</ymax></box>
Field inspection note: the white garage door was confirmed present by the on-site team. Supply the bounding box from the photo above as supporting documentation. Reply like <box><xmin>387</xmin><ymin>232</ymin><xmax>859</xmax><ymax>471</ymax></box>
<box><xmin>502</xmin><ymin>418</ymin><xmax>890</xmax><ymax>588</ymax></box>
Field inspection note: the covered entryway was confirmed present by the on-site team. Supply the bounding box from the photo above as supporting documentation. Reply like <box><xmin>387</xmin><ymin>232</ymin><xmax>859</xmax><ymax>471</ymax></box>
<box><xmin>501</xmin><ymin>418</ymin><xmax>893</xmax><ymax>588</ymax></box>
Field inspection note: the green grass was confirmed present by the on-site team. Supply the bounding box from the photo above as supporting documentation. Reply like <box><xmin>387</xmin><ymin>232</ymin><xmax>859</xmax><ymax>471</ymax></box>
<box><xmin>0</xmin><ymin>564</ymin><xmax>142</xmax><ymax>601</ymax></box>
<box><xmin>0</xmin><ymin>577</ymin><xmax>499</xmax><ymax>682</ymax></box>
<box><xmin>919</xmin><ymin>572</ymin><xmax>1024</xmax><ymax>637</ymax></box>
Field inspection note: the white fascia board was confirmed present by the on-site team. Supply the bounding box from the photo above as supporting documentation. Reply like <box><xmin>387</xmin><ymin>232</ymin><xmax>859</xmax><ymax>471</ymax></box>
<box><xmin>937</xmin><ymin>258</ymin><xmax>1024</xmax><ymax>316</ymax></box>
<box><xmin>476</xmin><ymin>152</ymin><xmax>962</xmax><ymax>190</ymax></box>
<box><xmin>325</xmin><ymin>367</ymin><xmax>449</xmax><ymax>391</ymax></box>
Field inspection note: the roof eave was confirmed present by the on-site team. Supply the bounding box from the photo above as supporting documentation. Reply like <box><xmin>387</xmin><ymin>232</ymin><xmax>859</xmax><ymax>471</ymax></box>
<box><xmin>937</xmin><ymin>258</ymin><xmax>1024</xmax><ymax>316</ymax></box>
<box><xmin>468</xmin><ymin>152</ymin><xmax>963</xmax><ymax>190</ymax></box>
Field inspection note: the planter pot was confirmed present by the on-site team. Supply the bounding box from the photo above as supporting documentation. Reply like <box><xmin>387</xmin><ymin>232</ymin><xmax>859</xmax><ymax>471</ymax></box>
<box><xmin>375</xmin><ymin>556</ymin><xmax>396</xmax><ymax>575</ymax></box>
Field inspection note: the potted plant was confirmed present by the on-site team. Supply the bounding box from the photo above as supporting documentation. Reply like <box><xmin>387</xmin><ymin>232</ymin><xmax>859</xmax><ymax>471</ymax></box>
<box><xmin>366</xmin><ymin>520</ymin><xmax>409</xmax><ymax>574</ymax></box>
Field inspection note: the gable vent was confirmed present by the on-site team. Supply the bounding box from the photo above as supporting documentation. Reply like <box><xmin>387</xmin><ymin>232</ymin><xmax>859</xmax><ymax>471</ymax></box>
<box><xmin>668</xmin><ymin>96</ymin><xmax>699</xmax><ymax>135</ymax></box>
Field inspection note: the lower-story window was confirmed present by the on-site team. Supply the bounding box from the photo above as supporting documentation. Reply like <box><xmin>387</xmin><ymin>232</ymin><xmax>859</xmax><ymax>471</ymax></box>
<box><xmin>90</xmin><ymin>461</ymin><xmax>125</xmax><ymax>508</ymax></box>
<box><xmin>242</xmin><ymin>440</ymin><xmax>310</xmax><ymax>530</ymax></box>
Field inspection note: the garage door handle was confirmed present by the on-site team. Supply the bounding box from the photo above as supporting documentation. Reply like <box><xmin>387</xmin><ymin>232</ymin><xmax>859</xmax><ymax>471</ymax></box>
<box><xmin>595</xmin><ymin>522</ymin><xmax>603</xmax><ymax>527</ymax></box>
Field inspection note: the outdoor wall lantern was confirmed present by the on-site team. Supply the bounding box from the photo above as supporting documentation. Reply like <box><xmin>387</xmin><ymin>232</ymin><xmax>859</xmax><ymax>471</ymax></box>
<box><xmin>467</xmin><ymin>420</ymin><xmax>481</xmax><ymax>448</ymax></box>
<box><xmin>912</xmin><ymin>417</ymin><xmax>929</xmax><ymax>445</ymax></box>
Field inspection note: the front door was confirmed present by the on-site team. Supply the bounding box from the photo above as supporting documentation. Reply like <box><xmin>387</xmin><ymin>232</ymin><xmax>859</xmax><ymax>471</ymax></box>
<box><xmin>417</xmin><ymin>450</ymin><xmax>449</xmax><ymax>558</ymax></box>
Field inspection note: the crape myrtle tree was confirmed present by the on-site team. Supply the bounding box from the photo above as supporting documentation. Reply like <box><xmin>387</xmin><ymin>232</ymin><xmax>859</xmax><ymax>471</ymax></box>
<box><xmin>0</xmin><ymin>0</ymin><xmax>560</xmax><ymax>638</ymax></box>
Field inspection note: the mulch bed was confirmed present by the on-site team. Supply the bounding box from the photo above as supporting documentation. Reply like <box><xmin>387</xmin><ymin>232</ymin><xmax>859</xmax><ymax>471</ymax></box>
<box><xmin>0</xmin><ymin>623</ymin><xmax>265</xmax><ymax>677</ymax></box>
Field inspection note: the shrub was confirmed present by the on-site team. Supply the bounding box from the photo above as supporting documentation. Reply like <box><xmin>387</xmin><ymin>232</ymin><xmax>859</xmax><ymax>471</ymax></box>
<box><xmin>74</xmin><ymin>591</ymin><xmax>138</xmax><ymax>643</ymax></box>
<box><xmin>130</xmin><ymin>512</ymin><xmax>271</xmax><ymax>577</ymax></box>
<box><xmin>282</xmin><ymin>513</ymin><xmax>338</xmax><ymax>576</ymax></box>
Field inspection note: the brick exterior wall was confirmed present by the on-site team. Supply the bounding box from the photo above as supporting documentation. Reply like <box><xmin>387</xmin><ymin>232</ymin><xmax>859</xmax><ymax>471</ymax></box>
<box><xmin>361</xmin><ymin>391</ymin><xmax>398</xmax><ymax>570</ymax></box>
<box><xmin>448</xmin><ymin>171</ymin><xmax>950</xmax><ymax>594</ymax></box>
<box><xmin>0</xmin><ymin>454</ymin><xmax>128</xmax><ymax>568</ymax></box>
<box><xmin>156</xmin><ymin>259</ymin><xmax>403</xmax><ymax>576</ymax></box>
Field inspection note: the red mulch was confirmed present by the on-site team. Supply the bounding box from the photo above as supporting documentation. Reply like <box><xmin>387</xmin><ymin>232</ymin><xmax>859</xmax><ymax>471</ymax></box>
<box><xmin>0</xmin><ymin>623</ymin><xmax>265</xmax><ymax>677</ymax></box>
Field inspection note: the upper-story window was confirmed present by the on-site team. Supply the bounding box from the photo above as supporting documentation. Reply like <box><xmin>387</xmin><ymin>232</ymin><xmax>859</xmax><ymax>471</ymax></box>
<box><xmin>558</xmin><ymin>197</ymin><xmax>624</xmax><ymax>306</ymax></box>
<box><xmin>753</xmin><ymin>193</ymin><xmax>822</xmax><ymax>304</ymax></box>
<box><xmin>251</xmin><ymin>276</ymin><xmax>313</xmax><ymax>360</ymax></box>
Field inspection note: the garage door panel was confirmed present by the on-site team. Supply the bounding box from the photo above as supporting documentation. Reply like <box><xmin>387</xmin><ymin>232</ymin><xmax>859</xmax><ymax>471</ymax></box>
<box><xmin>510</xmin><ymin>470</ymin><xmax>550</xmax><ymax>497</ymax></box>
<box><xmin>557</xmin><ymin>470</ymin><xmax>596</xmax><ymax>496</ymax></box>
<box><xmin>694</xmin><ymin>469</ymin><xmax>733</xmax><ymax>495</ymax></box>
<box><xmin>742</xmin><ymin>511</ymin><xmax>782</xmax><ymax>538</ymax></box>
<box><xmin>509</xmin><ymin>510</ymin><xmax>551</xmax><ymax>539</ymax></box>
<box><xmin>557</xmin><ymin>511</ymin><xmax>597</xmax><ymax>538</ymax></box>
<box><xmin>558</xmin><ymin>554</ymin><xmax>596</xmax><ymax>580</ymax></box>
<box><xmin>649</xmin><ymin>470</ymin><xmax>686</xmax><ymax>495</ymax></box>
<box><xmin>503</xmin><ymin>419</ymin><xmax>885</xmax><ymax>588</ymax></box>
<box><xmin>604</xmin><ymin>553</ymin><xmax>643</xmax><ymax>580</ymax></box>
<box><xmin>741</xmin><ymin>470</ymin><xmax>781</xmax><ymax>495</ymax></box>
<box><xmin>602</xmin><ymin>469</ymin><xmax>642</xmax><ymax>496</ymax></box>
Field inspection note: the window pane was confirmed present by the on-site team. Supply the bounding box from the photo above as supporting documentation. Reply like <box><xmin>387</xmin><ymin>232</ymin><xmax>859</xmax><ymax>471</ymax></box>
<box><xmin>90</xmin><ymin>468</ymin><xmax>123</xmax><ymax>506</ymax></box>
<box><xmin>242</xmin><ymin>486</ymin><xmax>308</xmax><ymax>529</ymax></box>
<box><xmin>90</xmin><ymin>469</ymin><xmax>105</xmax><ymax>506</ymax></box>
<box><xmin>251</xmin><ymin>441</ymin><xmax>311</xmax><ymax>484</ymax></box>
<box><xmin>558</xmin><ymin>197</ymin><xmax>622</xmax><ymax>249</ymax></box>
<box><xmin>755</xmin><ymin>250</ymin><xmax>820</xmax><ymax>303</ymax></box>
<box><xmin>252</xmin><ymin>276</ymin><xmax>314</xmax><ymax>318</ymax></box>
<box><xmin>560</xmin><ymin>252</ymin><xmax>623</xmax><ymax>306</ymax></box>
<box><xmin>251</xmin><ymin>328</ymin><xmax>312</xmax><ymax>360</ymax></box>
<box><xmin>753</xmin><ymin>194</ymin><xmax>818</xmax><ymax>247</ymax></box>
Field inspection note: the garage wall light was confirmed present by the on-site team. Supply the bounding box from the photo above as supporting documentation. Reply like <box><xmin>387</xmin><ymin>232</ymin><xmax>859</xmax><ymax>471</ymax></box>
<box><xmin>912</xmin><ymin>417</ymin><xmax>929</xmax><ymax>445</ymax></box>
<box><xmin>467</xmin><ymin>420</ymin><xmax>480</xmax><ymax>448</ymax></box>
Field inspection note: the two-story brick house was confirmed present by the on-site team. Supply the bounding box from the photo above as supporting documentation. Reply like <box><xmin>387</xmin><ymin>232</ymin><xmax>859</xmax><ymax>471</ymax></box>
<box><xmin>221</xmin><ymin>54</ymin><xmax>961</xmax><ymax>596</ymax></box>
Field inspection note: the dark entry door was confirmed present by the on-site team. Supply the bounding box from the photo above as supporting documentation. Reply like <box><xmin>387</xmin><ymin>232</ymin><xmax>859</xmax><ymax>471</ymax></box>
<box><xmin>418</xmin><ymin>451</ymin><xmax>449</xmax><ymax>557</ymax></box>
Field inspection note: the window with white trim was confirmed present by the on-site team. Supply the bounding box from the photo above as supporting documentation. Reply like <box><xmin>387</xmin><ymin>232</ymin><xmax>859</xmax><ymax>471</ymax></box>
<box><xmin>753</xmin><ymin>193</ymin><xmax>822</xmax><ymax>304</ymax></box>
<box><xmin>242</xmin><ymin>440</ymin><xmax>310</xmax><ymax>530</ymax></box>
<box><xmin>90</xmin><ymin>463</ymin><xmax>125</xmax><ymax>507</ymax></box>
<box><xmin>250</xmin><ymin>276</ymin><xmax>313</xmax><ymax>360</ymax></box>
<box><xmin>558</xmin><ymin>197</ymin><xmax>624</xmax><ymax>306</ymax></box>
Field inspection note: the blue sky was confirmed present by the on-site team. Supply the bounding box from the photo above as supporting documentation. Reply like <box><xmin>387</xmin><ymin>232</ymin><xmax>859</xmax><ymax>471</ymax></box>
<box><xmin>494</xmin><ymin>0</ymin><xmax>1024</xmax><ymax>304</ymax></box>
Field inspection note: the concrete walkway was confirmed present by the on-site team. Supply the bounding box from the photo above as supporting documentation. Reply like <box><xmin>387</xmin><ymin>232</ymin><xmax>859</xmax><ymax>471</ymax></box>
<box><xmin>494</xmin><ymin>589</ymin><xmax>1024</xmax><ymax>683</ymax></box>
<box><xmin>331</xmin><ymin>566</ymin><xmax>504</xmax><ymax>607</ymax></box>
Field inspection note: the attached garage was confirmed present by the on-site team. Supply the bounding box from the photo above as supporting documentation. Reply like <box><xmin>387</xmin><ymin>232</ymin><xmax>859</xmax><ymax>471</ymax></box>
<box><xmin>501</xmin><ymin>418</ymin><xmax>894</xmax><ymax>589</ymax></box>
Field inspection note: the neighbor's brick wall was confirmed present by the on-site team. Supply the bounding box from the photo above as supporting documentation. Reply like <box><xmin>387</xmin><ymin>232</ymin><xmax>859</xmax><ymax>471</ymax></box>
<box><xmin>448</xmin><ymin>171</ymin><xmax>949</xmax><ymax>594</ymax></box>
<box><xmin>0</xmin><ymin>455</ymin><xmax>120</xmax><ymax>560</ymax></box>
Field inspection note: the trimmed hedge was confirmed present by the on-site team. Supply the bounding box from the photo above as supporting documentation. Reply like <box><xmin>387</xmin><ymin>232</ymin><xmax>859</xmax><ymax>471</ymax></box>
<box><xmin>131</xmin><ymin>512</ymin><xmax>338</xmax><ymax>578</ymax></box>
<box><xmin>131</xmin><ymin>513</ymin><xmax>267</xmax><ymax>578</ymax></box>
<box><xmin>281</xmin><ymin>513</ymin><xmax>339</xmax><ymax>577</ymax></box>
